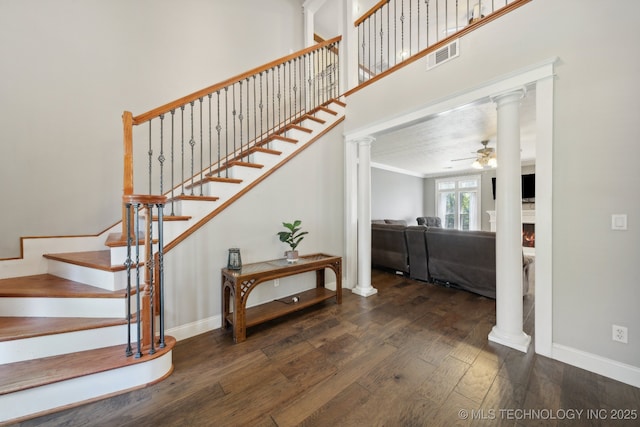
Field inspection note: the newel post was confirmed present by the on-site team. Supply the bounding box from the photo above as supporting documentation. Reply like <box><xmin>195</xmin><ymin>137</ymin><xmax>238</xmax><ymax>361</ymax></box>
<box><xmin>122</xmin><ymin>111</ymin><xmax>134</xmax><ymax>237</ymax></box>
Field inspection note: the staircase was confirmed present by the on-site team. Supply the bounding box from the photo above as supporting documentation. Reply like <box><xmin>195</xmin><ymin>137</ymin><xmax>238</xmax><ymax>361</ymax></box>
<box><xmin>0</xmin><ymin>97</ymin><xmax>345</xmax><ymax>424</ymax></box>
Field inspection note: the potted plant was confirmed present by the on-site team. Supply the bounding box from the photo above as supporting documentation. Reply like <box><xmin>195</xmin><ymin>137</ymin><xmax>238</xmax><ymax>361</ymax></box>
<box><xmin>277</xmin><ymin>220</ymin><xmax>308</xmax><ymax>263</ymax></box>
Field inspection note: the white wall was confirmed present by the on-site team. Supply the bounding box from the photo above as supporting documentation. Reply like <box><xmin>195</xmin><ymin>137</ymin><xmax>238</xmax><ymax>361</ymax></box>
<box><xmin>345</xmin><ymin>0</ymin><xmax>640</xmax><ymax>371</ymax></box>
<box><xmin>0</xmin><ymin>0</ymin><xmax>304</xmax><ymax>258</ymax></box>
<box><xmin>163</xmin><ymin>124</ymin><xmax>346</xmax><ymax>336</ymax></box>
<box><xmin>371</xmin><ymin>167</ymin><xmax>424</xmax><ymax>224</ymax></box>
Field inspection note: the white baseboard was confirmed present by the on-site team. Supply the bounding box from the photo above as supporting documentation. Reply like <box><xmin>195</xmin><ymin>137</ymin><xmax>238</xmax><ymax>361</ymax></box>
<box><xmin>166</xmin><ymin>315</ymin><xmax>221</xmax><ymax>342</ymax></box>
<box><xmin>552</xmin><ymin>343</ymin><xmax>640</xmax><ymax>388</ymax></box>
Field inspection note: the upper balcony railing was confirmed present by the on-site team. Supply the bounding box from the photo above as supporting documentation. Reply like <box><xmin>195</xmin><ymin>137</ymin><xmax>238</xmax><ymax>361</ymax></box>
<box><xmin>355</xmin><ymin>0</ymin><xmax>531</xmax><ymax>86</ymax></box>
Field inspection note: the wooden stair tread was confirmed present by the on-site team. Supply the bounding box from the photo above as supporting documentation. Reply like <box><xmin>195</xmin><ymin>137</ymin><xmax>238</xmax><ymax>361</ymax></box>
<box><xmin>302</xmin><ymin>114</ymin><xmax>326</xmax><ymax>124</ymax></box>
<box><xmin>0</xmin><ymin>316</ymin><xmax>126</xmax><ymax>342</ymax></box>
<box><xmin>248</xmin><ymin>146</ymin><xmax>282</xmax><ymax>156</ymax></box>
<box><xmin>205</xmin><ymin>160</ymin><xmax>263</xmax><ymax>177</ymax></box>
<box><xmin>151</xmin><ymin>215</ymin><xmax>192</xmax><ymax>221</ymax></box>
<box><xmin>0</xmin><ymin>336</ymin><xmax>175</xmax><ymax>396</ymax></box>
<box><xmin>262</xmin><ymin>134</ymin><xmax>298</xmax><ymax>144</ymax></box>
<box><xmin>316</xmin><ymin>105</ymin><xmax>338</xmax><ymax>115</ymax></box>
<box><xmin>43</xmin><ymin>250</ymin><xmax>125</xmax><ymax>272</ymax></box>
<box><xmin>226</xmin><ymin>160</ymin><xmax>264</xmax><ymax>169</ymax></box>
<box><xmin>0</xmin><ymin>274</ymin><xmax>125</xmax><ymax>298</ymax></box>
<box><xmin>286</xmin><ymin>123</ymin><xmax>313</xmax><ymax>133</ymax></box>
<box><xmin>169</xmin><ymin>194</ymin><xmax>219</xmax><ymax>202</ymax></box>
<box><xmin>105</xmin><ymin>232</ymin><xmax>159</xmax><ymax>248</ymax></box>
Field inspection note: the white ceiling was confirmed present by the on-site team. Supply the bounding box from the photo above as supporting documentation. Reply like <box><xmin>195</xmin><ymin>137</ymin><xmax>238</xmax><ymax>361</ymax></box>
<box><xmin>369</xmin><ymin>89</ymin><xmax>537</xmax><ymax>177</ymax></box>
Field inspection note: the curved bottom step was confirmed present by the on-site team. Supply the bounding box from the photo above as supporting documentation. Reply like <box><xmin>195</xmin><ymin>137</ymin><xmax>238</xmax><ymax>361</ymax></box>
<box><xmin>0</xmin><ymin>336</ymin><xmax>175</xmax><ymax>425</ymax></box>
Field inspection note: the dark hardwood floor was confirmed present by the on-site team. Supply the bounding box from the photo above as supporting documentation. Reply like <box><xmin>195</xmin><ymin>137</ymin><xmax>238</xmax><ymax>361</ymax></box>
<box><xmin>15</xmin><ymin>269</ymin><xmax>640</xmax><ymax>427</ymax></box>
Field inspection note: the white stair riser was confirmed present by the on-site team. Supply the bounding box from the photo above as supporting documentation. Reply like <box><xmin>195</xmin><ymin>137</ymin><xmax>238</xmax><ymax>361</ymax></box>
<box><xmin>0</xmin><ymin>297</ymin><xmax>125</xmax><ymax>318</ymax></box>
<box><xmin>0</xmin><ymin>324</ymin><xmax>136</xmax><ymax>364</ymax></box>
<box><xmin>248</xmin><ymin>151</ymin><xmax>281</xmax><ymax>167</ymax></box>
<box><xmin>283</xmin><ymin>127</ymin><xmax>314</xmax><ymax>142</ymax></box>
<box><xmin>109</xmin><ymin>243</ymin><xmax>158</xmax><ymax>267</ymax></box>
<box><xmin>47</xmin><ymin>260</ymin><xmax>128</xmax><ymax>291</ymax></box>
<box><xmin>226</xmin><ymin>165</ymin><xmax>265</xmax><ymax>181</ymax></box>
<box><xmin>298</xmin><ymin>119</ymin><xmax>324</xmax><ymax>132</ymax></box>
<box><xmin>0</xmin><ymin>350</ymin><xmax>173</xmax><ymax>425</ymax></box>
<box><xmin>165</xmin><ymin>199</ymin><xmax>218</xmax><ymax>217</ymax></box>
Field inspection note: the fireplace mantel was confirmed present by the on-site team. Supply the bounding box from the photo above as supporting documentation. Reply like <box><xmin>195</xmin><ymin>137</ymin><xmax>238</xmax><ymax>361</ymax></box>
<box><xmin>487</xmin><ymin>209</ymin><xmax>535</xmax><ymax>256</ymax></box>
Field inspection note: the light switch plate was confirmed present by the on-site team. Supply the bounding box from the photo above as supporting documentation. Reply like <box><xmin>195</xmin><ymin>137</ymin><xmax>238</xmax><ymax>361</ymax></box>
<box><xmin>611</xmin><ymin>214</ymin><xmax>627</xmax><ymax>230</ymax></box>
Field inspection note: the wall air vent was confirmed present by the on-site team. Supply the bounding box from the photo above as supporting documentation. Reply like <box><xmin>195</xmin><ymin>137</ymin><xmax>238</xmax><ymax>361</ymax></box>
<box><xmin>426</xmin><ymin>39</ymin><xmax>459</xmax><ymax>70</ymax></box>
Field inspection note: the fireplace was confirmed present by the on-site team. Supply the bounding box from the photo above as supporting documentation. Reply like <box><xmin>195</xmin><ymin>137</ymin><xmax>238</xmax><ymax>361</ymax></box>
<box><xmin>487</xmin><ymin>209</ymin><xmax>535</xmax><ymax>257</ymax></box>
<box><xmin>522</xmin><ymin>223</ymin><xmax>535</xmax><ymax>248</ymax></box>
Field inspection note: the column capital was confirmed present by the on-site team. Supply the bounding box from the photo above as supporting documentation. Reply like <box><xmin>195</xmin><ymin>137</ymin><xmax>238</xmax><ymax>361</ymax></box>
<box><xmin>348</xmin><ymin>136</ymin><xmax>375</xmax><ymax>146</ymax></box>
<box><xmin>490</xmin><ymin>87</ymin><xmax>527</xmax><ymax>106</ymax></box>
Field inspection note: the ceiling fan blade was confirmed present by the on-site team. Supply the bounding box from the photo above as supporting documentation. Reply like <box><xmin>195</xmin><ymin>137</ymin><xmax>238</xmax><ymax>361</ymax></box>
<box><xmin>450</xmin><ymin>156</ymin><xmax>476</xmax><ymax>162</ymax></box>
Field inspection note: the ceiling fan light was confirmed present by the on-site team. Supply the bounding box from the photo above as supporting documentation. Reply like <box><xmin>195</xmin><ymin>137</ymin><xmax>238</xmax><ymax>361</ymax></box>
<box><xmin>488</xmin><ymin>157</ymin><xmax>497</xmax><ymax>168</ymax></box>
<box><xmin>471</xmin><ymin>159</ymin><xmax>482</xmax><ymax>169</ymax></box>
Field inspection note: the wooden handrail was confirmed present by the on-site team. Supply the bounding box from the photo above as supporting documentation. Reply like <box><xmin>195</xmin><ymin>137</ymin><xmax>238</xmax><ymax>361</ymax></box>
<box><xmin>132</xmin><ymin>36</ymin><xmax>342</xmax><ymax>125</ymax></box>
<box><xmin>354</xmin><ymin>0</ymin><xmax>390</xmax><ymax>27</ymax></box>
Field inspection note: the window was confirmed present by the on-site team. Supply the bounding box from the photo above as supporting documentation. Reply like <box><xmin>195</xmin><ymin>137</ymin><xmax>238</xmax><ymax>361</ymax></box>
<box><xmin>435</xmin><ymin>175</ymin><xmax>481</xmax><ymax>231</ymax></box>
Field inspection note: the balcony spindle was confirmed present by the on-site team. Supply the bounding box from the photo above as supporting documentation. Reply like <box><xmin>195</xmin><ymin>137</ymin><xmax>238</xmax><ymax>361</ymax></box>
<box><xmin>198</xmin><ymin>98</ymin><xmax>204</xmax><ymax>196</ymax></box>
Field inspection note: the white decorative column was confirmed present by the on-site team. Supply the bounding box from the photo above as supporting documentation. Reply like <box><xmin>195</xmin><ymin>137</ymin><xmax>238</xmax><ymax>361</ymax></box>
<box><xmin>352</xmin><ymin>137</ymin><xmax>378</xmax><ymax>297</ymax></box>
<box><xmin>488</xmin><ymin>89</ymin><xmax>531</xmax><ymax>353</ymax></box>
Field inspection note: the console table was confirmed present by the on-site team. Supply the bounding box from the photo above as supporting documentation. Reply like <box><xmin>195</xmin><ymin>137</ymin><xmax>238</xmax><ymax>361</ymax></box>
<box><xmin>221</xmin><ymin>253</ymin><xmax>342</xmax><ymax>343</ymax></box>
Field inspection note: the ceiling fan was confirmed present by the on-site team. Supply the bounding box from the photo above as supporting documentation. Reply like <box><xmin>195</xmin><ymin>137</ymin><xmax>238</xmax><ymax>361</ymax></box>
<box><xmin>451</xmin><ymin>140</ymin><xmax>497</xmax><ymax>169</ymax></box>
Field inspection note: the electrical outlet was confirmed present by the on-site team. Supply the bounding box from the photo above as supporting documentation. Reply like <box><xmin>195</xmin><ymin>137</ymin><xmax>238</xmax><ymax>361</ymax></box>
<box><xmin>274</xmin><ymin>279</ymin><xmax>279</xmax><ymax>287</ymax></box>
<box><xmin>612</xmin><ymin>325</ymin><xmax>628</xmax><ymax>344</ymax></box>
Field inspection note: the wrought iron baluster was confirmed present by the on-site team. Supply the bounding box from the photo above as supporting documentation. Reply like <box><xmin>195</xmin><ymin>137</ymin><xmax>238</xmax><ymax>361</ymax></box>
<box><xmin>199</xmin><ymin>97</ymin><xmax>203</xmax><ymax>196</ymax></box>
<box><xmin>336</xmin><ymin>42</ymin><xmax>341</xmax><ymax>97</ymax></box>
<box><xmin>208</xmin><ymin>94</ymin><xmax>212</xmax><ymax>175</ymax></box>
<box><xmin>277</xmin><ymin>65</ymin><xmax>282</xmax><ymax>130</ymax></box>
<box><xmin>232</xmin><ymin>84</ymin><xmax>237</xmax><ymax>158</ymax></box>
<box><xmin>379</xmin><ymin>9</ymin><xmax>384</xmax><ymax>73</ymax></box>
<box><xmin>147</xmin><ymin>203</ymin><xmax>155</xmax><ymax>355</ymax></box>
<box><xmin>170</xmin><ymin>110</ymin><xmax>175</xmax><ymax>215</ymax></box>
<box><xmin>436</xmin><ymin>0</ymin><xmax>439</xmax><ymax>41</ymax></box>
<box><xmin>216</xmin><ymin>91</ymin><xmax>221</xmax><ymax>176</ymax></box>
<box><xmin>394</xmin><ymin>0</ymin><xmax>397</xmax><ymax>65</ymax></box>
<box><xmin>401</xmin><ymin>0</ymin><xmax>405</xmax><ymax>60</ymax></box>
<box><xmin>157</xmin><ymin>201</ymin><xmax>165</xmax><ymax>348</ymax></box>
<box><xmin>285</xmin><ymin>61</ymin><xmax>293</xmax><ymax>122</ymax></box>
<box><xmin>307</xmin><ymin>53</ymin><xmax>313</xmax><ymax>112</ymax></box>
<box><xmin>189</xmin><ymin>101</ymin><xmax>195</xmax><ymax>195</ymax></box>
<box><xmin>311</xmin><ymin>50</ymin><xmax>320</xmax><ymax>110</ymax></box>
<box><xmin>259</xmin><ymin>73</ymin><xmax>264</xmax><ymax>146</ymax></box>
<box><xmin>148</xmin><ymin>121</ymin><xmax>153</xmax><ymax>195</ymax></box>
<box><xmin>180</xmin><ymin>106</ymin><xmax>185</xmax><ymax>195</ymax></box>
<box><xmin>134</xmin><ymin>203</ymin><xmax>142</xmax><ymax>358</ymax></box>
<box><xmin>410</xmin><ymin>0</ymin><xmax>412</xmax><ymax>57</ymax></box>
<box><xmin>387</xmin><ymin>4</ymin><xmax>390</xmax><ymax>72</ymax></box>
<box><xmin>246</xmin><ymin>77</ymin><xmax>250</xmax><ymax>158</ymax></box>
<box><xmin>417</xmin><ymin>0</ymin><xmax>420</xmax><ymax>51</ymax></box>
<box><xmin>158</xmin><ymin>115</ymin><xmax>165</xmax><ymax>196</ymax></box>
<box><xmin>265</xmin><ymin>69</ymin><xmax>271</xmax><ymax>143</ymax></box>
<box><xmin>224</xmin><ymin>87</ymin><xmax>229</xmax><ymax>178</ymax></box>
<box><xmin>426</xmin><ymin>0</ymin><xmax>430</xmax><ymax>47</ymax></box>
<box><xmin>124</xmin><ymin>203</ymin><xmax>133</xmax><ymax>357</ymax></box>
<box><xmin>373</xmin><ymin>12</ymin><xmax>377</xmax><ymax>75</ymax></box>
<box><xmin>252</xmin><ymin>75</ymin><xmax>257</xmax><ymax>148</ymax></box>
<box><xmin>239</xmin><ymin>80</ymin><xmax>243</xmax><ymax>160</ymax></box>
<box><xmin>292</xmin><ymin>59</ymin><xmax>297</xmax><ymax>121</ymax></box>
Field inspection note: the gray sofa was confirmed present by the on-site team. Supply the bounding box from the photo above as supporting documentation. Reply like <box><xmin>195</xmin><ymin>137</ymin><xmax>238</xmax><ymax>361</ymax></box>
<box><xmin>371</xmin><ymin>221</ymin><xmax>410</xmax><ymax>274</ymax></box>
<box><xmin>374</xmin><ymin>221</ymin><xmax>532</xmax><ymax>299</ymax></box>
